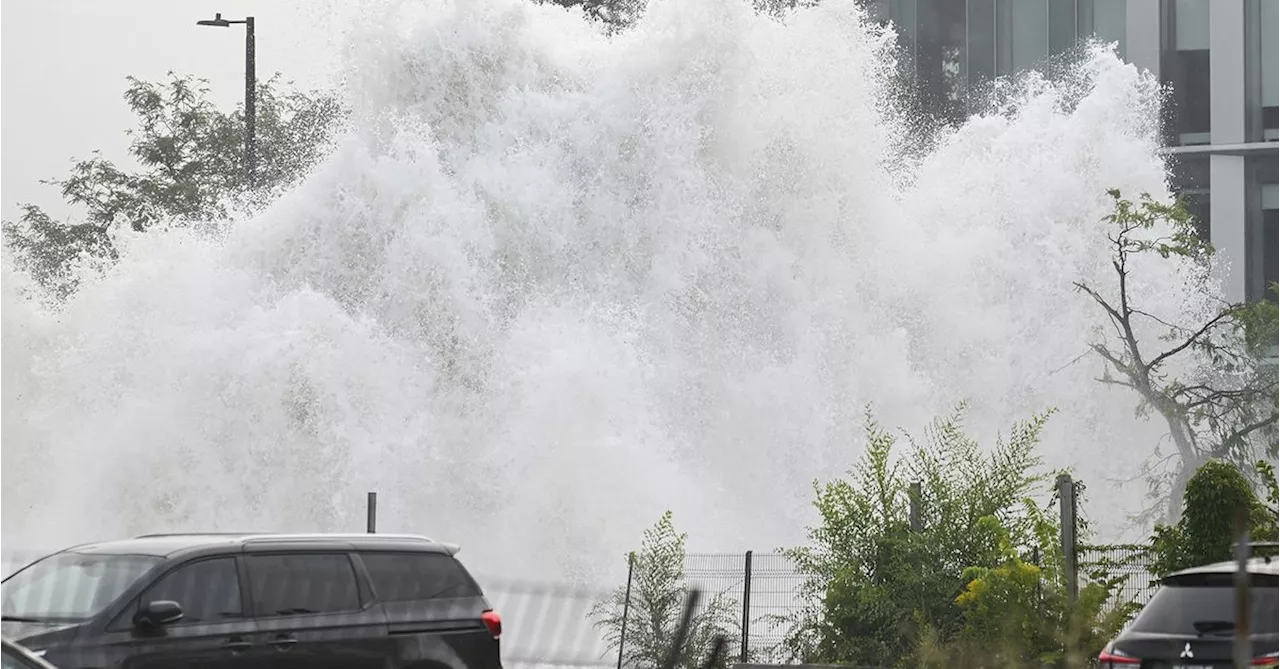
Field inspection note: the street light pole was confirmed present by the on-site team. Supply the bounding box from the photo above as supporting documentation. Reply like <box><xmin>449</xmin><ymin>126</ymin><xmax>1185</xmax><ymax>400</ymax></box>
<box><xmin>244</xmin><ymin>16</ymin><xmax>256</xmax><ymax>188</ymax></box>
<box><xmin>196</xmin><ymin>13</ymin><xmax>257</xmax><ymax>188</ymax></box>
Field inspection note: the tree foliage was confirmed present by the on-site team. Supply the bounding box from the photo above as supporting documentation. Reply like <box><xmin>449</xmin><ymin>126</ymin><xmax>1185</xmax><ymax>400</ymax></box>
<box><xmin>3</xmin><ymin>72</ymin><xmax>344</xmax><ymax>300</ymax></box>
<box><xmin>536</xmin><ymin>0</ymin><xmax>810</xmax><ymax>34</ymax></box>
<box><xmin>1074</xmin><ymin>189</ymin><xmax>1279</xmax><ymax>521</ymax></box>
<box><xmin>1149</xmin><ymin>458</ymin><xmax>1279</xmax><ymax>577</ymax></box>
<box><xmin>780</xmin><ymin>405</ymin><xmax>1136</xmax><ymax>668</ymax></box>
<box><xmin>590</xmin><ymin>511</ymin><xmax>740</xmax><ymax>669</ymax></box>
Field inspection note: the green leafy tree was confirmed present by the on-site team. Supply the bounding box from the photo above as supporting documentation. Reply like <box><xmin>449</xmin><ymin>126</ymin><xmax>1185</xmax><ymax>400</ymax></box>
<box><xmin>1149</xmin><ymin>458</ymin><xmax>1279</xmax><ymax>577</ymax></box>
<box><xmin>1074</xmin><ymin>189</ymin><xmax>1279</xmax><ymax>522</ymax></box>
<box><xmin>590</xmin><ymin>511</ymin><xmax>740</xmax><ymax>669</ymax></box>
<box><xmin>779</xmin><ymin>404</ymin><xmax>1056</xmax><ymax>667</ymax></box>
<box><xmin>3</xmin><ymin>72</ymin><xmax>344</xmax><ymax>300</ymax></box>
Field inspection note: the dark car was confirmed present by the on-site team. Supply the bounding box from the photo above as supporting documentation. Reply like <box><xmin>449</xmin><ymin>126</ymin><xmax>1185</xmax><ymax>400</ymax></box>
<box><xmin>0</xmin><ymin>532</ymin><xmax>503</xmax><ymax>669</ymax></box>
<box><xmin>1097</xmin><ymin>554</ymin><xmax>1278</xmax><ymax>668</ymax></box>
<box><xmin>2</xmin><ymin>637</ymin><xmax>60</xmax><ymax>669</ymax></box>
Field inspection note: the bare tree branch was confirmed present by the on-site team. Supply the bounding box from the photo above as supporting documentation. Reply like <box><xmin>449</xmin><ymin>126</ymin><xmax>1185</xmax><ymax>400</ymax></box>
<box><xmin>1145</xmin><ymin>310</ymin><xmax>1236</xmax><ymax>373</ymax></box>
<box><xmin>1077</xmin><ymin>189</ymin><xmax>1278</xmax><ymax>521</ymax></box>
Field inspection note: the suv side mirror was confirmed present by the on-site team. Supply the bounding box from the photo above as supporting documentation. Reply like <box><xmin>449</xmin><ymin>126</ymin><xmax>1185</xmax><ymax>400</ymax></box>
<box><xmin>134</xmin><ymin>600</ymin><xmax>184</xmax><ymax>629</ymax></box>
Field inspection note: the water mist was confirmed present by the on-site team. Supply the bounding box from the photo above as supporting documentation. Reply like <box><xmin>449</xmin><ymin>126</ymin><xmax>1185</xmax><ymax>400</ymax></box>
<box><xmin>2</xmin><ymin>0</ymin><xmax>1195</xmax><ymax>583</ymax></box>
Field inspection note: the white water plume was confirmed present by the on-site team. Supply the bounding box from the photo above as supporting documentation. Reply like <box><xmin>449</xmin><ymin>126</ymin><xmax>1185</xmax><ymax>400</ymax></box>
<box><xmin>3</xmin><ymin>0</ymin><xmax>1199</xmax><ymax>581</ymax></box>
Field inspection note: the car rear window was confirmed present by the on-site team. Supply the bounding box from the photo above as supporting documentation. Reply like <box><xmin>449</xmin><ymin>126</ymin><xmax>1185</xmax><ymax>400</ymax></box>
<box><xmin>1129</xmin><ymin>574</ymin><xmax>1279</xmax><ymax>636</ymax></box>
<box><xmin>361</xmin><ymin>552</ymin><xmax>481</xmax><ymax>602</ymax></box>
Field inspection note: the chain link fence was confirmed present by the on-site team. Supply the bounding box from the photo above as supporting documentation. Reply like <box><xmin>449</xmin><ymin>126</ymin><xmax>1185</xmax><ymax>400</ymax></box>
<box><xmin>681</xmin><ymin>552</ymin><xmax>808</xmax><ymax>663</ymax></box>
<box><xmin>1076</xmin><ymin>543</ymin><xmax>1158</xmax><ymax>612</ymax></box>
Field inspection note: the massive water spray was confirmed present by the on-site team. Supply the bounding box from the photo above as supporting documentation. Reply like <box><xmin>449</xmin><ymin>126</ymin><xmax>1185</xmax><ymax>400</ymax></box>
<box><xmin>3</xmin><ymin>0</ymin><xmax>1195</xmax><ymax>581</ymax></box>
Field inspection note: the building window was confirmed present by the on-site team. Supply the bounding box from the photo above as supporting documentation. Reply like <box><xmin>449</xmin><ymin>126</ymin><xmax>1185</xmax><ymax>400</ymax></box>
<box><xmin>1000</xmin><ymin>0</ymin><xmax>1049</xmax><ymax>75</ymax></box>
<box><xmin>1086</xmin><ymin>0</ymin><xmax>1127</xmax><ymax>58</ymax></box>
<box><xmin>1251</xmin><ymin>157</ymin><xmax>1278</xmax><ymax>303</ymax></box>
<box><xmin>1163</xmin><ymin>0</ymin><xmax>1212</xmax><ymax>145</ymax></box>
<box><xmin>1048</xmin><ymin>0</ymin><xmax>1076</xmax><ymax>54</ymax></box>
<box><xmin>916</xmin><ymin>0</ymin><xmax>968</xmax><ymax>122</ymax></box>
<box><xmin>968</xmin><ymin>0</ymin><xmax>997</xmax><ymax>85</ymax></box>
<box><xmin>1260</xmin><ymin>0</ymin><xmax>1278</xmax><ymax>140</ymax></box>
<box><xmin>1263</xmin><ymin>208</ymin><xmax>1278</xmax><ymax>302</ymax></box>
<box><xmin>1170</xmin><ymin>155</ymin><xmax>1212</xmax><ymax>242</ymax></box>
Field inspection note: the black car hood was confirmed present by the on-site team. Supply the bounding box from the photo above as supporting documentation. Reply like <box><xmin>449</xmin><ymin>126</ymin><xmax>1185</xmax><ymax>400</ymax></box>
<box><xmin>1</xmin><ymin>619</ymin><xmax>79</xmax><ymax>644</ymax></box>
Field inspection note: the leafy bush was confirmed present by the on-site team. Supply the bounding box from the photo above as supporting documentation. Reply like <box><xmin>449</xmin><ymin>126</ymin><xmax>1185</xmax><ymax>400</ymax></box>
<box><xmin>590</xmin><ymin>511</ymin><xmax>740</xmax><ymax>669</ymax></box>
<box><xmin>780</xmin><ymin>404</ymin><xmax>1054</xmax><ymax>666</ymax></box>
<box><xmin>915</xmin><ymin>507</ymin><xmax>1137</xmax><ymax>668</ymax></box>
<box><xmin>1150</xmin><ymin>458</ymin><xmax>1279</xmax><ymax>577</ymax></box>
<box><xmin>782</xmin><ymin>404</ymin><xmax>1135</xmax><ymax>668</ymax></box>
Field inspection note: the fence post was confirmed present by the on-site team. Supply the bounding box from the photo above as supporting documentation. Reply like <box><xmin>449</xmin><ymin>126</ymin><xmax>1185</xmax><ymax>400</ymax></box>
<box><xmin>1057</xmin><ymin>474</ymin><xmax>1078</xmax><ymax>604</ymax></box>
<box><xmin>617</xmin><ymin>551</ymin><xmax>635</xmax><ymax>669</ymax></box>
<box><xmin>909</xmin><ymin>481</ymin><xmax>923</xmax><ymax>532</ymax></box>
<box><xmin>1032</xmin><ymin>547</ymin><xmax>1041</xmax><ymax>602</ymax></box>
<box><xmin>740</xmin><ymin>550</ymin><xmax>753</xmax><ymax>663</ymax></box>
<box><xmin>366</xmin><ymin>492</ymin><xmax>378</xmax><ymax>533</ymax></box>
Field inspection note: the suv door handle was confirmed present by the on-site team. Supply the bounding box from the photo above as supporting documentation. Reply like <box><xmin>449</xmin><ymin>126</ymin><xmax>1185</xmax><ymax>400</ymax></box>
<box><xmin>223</xmin><ymin>638</ymin><xmax>252</xmax><ymax>652</ymax></box>
<box><xmin>267</xmin><ymin>634</ymin><xmax>297</xmax><ymax>651</ymax></box>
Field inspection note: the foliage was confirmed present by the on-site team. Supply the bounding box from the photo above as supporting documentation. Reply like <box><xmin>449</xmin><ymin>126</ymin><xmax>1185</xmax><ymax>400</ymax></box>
<box><xmin>923</xmin><ymin>511</ymin><xmax>1138</xmax><ymax>669</ymax></box>
<box><xmin>537</xmin><ymin>0</ymin><xmax>812</xmax><ymax>34</ymax></box>
<box><xmin>1074</xmin><ymin>189</ymin><xmax>1279</xmax><ymax>522</ymax></box>
<box><xmin>779</xmin><ymin>404</ymin><xmax>1062</xmax><ymax>667</ymax></box>
<box><xmin>3</xmin><ymin>72</ymin><xmax>344</xmax><ymax>300</ymax></box>
<box><xmin>2</xmin><ymin>205</ymin><xmax>118</xmax><ymax>301</ymax></box>
<box><xmin>590</xmin><ymin>511</ymin><xmax>740</xmax><ymax>669</ymax></box>
<box><xmin>1149</xmin><ymin>458</ymin><xmax>1279</xmax><ymax>577</ymax></box>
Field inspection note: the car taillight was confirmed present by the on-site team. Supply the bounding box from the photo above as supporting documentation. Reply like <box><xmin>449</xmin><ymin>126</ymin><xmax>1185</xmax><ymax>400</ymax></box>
<box><xmin>1098</xmin><ymin>642</ymin><xmax>1140</xmax><ymax>668</ymax></box>
<box><xmin>1253</xmin><ymin>651</ymin><xmax>1279</xmax><ymax>667</ymax></box>
<box><xmin>481</xmin><ymin>609</ymin><xmax>502</xmax><ymax>639</ymax></box>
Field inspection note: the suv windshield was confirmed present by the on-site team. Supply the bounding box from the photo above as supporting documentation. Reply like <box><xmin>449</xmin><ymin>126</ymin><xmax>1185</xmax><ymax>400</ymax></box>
<box><xmin>1129</xmin><ymin>575</ymin><xmax>1279</xmax><ymax>636</ymax></box>
<box><xmin>2</xmin><ymin>552</ymin><xmax>161</xmax><ymax>623</ymax></box>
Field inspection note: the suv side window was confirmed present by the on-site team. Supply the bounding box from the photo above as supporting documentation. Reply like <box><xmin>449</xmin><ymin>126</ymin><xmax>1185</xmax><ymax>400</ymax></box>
<box><xmin>247</xmin><ymin>553</ymin><xmax>361</xmax><ymax>617</ymax></box>
<box><xmin>135</xmin><ymin>557</ymin><xmax>243</xmax><ymax>625</ymax></box>
<box><xmin>361</xmin><ymin>552</ymin><xmax>480</xmax><ymax>602</ymax></box>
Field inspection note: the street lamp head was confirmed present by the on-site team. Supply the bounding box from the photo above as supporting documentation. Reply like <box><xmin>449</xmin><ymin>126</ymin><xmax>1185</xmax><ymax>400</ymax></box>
<box><xmin>196</xmin><ymin>13</ymin><xmax>231</xmax><ymax>27</ymax></box>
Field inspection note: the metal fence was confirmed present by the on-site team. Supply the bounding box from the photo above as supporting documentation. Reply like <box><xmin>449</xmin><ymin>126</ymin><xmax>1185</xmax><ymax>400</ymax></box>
<box><xmin>681</xmin><ymin>552</ymin><xmax>808</xmax><ymax>663</ymax></box>
<box><xmin>1076</xmin><ymin>543</ymin><xmax>1158</xmax><ymax>612</ymax></box>
<box><xmin>485</xmin><ymin>552</ymin><xmax>810</xmax><ymax>667</ymax></box>
<box><xmin>480</xmin><ymin>578</ymin><xmax>618</xmax><ymax>668</ymax></box>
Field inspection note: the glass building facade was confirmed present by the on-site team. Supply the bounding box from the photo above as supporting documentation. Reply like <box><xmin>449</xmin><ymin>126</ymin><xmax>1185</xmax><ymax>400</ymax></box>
<box><xmin>866</xmin><ymin>0</ymin><xmax>1278</xmax><ymax>305</ymax></box>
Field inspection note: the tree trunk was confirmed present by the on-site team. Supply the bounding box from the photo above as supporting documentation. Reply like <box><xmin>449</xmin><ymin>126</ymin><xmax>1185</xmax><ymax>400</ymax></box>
<box><xmin>1167</xmin><ymin>419</ymin><xmax>1203</xmax><ymax>524</ymax></box>
<box><xmin>1160</xmin><ymin>404</ymin><xmax>1202</xmax><ymax>524</ymax></box>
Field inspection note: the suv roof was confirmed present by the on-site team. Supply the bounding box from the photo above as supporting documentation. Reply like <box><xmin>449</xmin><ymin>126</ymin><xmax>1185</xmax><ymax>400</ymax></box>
<box><xmin>1164</xmin><ymin>555</ymin><xmax>1280</xmax><ymax>581</ymax></box>
<box><xmin>56</xmin><ymin>533</ymin><xmax>462</xmax><ymax>559</ymax></box>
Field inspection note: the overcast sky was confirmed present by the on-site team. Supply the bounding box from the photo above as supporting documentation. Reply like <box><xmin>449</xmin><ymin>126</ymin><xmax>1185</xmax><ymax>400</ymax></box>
<box><xmin>2</xmin><ymin>0</ymin><xmax>357</xmax><ymax>223</ymax></box>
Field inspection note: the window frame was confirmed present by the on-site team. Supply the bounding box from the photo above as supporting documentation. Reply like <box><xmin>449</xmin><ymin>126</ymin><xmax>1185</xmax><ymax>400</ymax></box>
<box><xmin>243</xmin><ymin>551</ymin><xmax>368</xmax><ymax>619</ymax></box>
<box><xmin>357</xmin><ymin>550</ymin><xmax>483</xmax><ymax>604</ymax></box>
<box><xmin>106</xmin><ymin>554</ymin><xmax>250</xmax><ymax>632</ymax></box>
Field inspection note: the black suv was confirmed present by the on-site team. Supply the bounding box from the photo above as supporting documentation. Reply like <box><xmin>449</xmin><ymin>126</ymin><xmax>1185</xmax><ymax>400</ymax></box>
<box><xmin>1098</xmin><ymin>554</ymin><xmax>1278</xmax><ymax>668</ymax></box>
<box><xmin>0</xmin><ymin>532</ymin><xmax>504</xmax><ymax>669</ymax></box>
